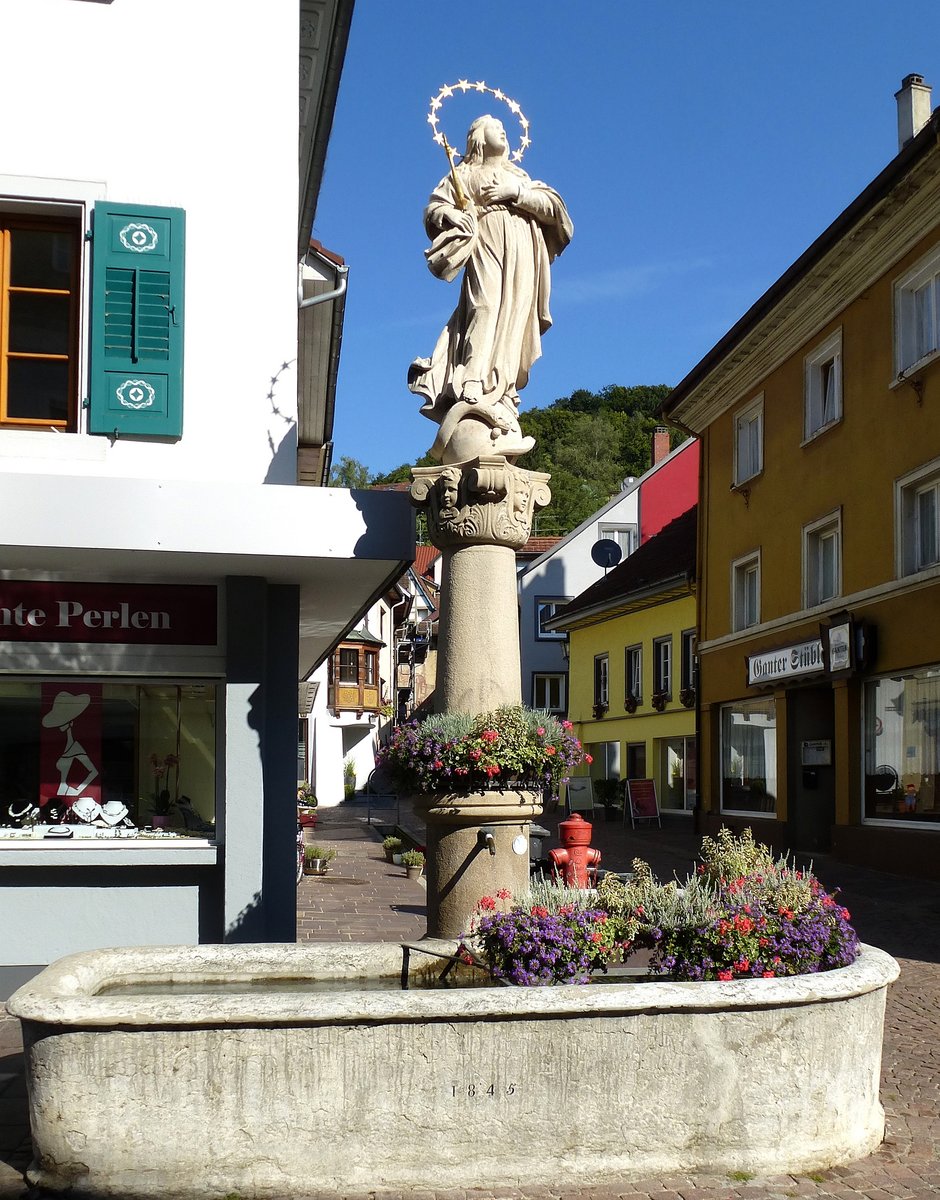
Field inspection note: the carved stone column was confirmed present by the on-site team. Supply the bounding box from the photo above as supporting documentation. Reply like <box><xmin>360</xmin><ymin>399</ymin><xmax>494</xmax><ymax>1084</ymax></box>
<box><xmin>411</xmin><ymin>456</ymin><xmax>551</xmax><ymax>715</ymax></box>
<box><xmin>410</xmin><ymin>456</ymin><xmax>551</xmax><ymax>938</ymax></box>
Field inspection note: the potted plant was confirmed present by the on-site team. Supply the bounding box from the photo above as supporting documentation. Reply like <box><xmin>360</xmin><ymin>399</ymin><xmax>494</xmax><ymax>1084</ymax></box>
<box><xmin>297</xmin><ymin>783</ymin><xmax>318</xmax><ymax>828</ymax></box>
<box><xmin>624</xmin><ymin>693</ymin><xmax>638</xmax><ymax>714</ymax></box>
<box><xmin>679</xmin><ymin>687</ymin><xmax>696</xmax><ymax>709</ymax></box>
<box><xmin>594</xmin><ymin>778</ymin><xmax>621</xmax><ymax>822</ymax></box>
<box><xmin>651</xmin><ymin>690</ymin><xmax>669</xmax><ymax>712</ymax></box>
<box><xmin>303</xmin><ymin>845</ymin><xmax>336</xmax><ymax>875</ymax></box>
<box><xmin>401</xmin><ymin>849</ymin><xmax>425</xmax><ymax>880</ymax></box>
<box><xmin>376</xmin><ymin>706</ymin><xmax>588</xmax><ymax>797</ymax></box>
<box><xmin>382</xmin><ymin>835</ymin><xmax>403</xmax><ymax>864</ymax></box>
<box><xmin>343</xmin><ymin>758</ymin><xmax>356</xmax><ymax>798</ymax></box>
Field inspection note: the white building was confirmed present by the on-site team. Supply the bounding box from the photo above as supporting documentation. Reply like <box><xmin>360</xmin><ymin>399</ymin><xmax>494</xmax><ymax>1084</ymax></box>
<box><xmin>304</xmin><ymin>549</ymin><xmax>440</xmax><ymax>806</ymax></box>
<box><xmin>518</xmin><ymin>435</ymin><xmax>697</xmax><ymax>719</ymax></box>
<box><xmin>0</xmin><ymin>0</ymin><xmax>412</xmax><ymax>996</ymax></box>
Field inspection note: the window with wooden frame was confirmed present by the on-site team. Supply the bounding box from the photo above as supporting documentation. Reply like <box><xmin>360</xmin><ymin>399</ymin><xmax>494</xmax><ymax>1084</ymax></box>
<box><xmin>328</xmin><ymin>642</ymin><xmax>382</xmax><ymax>716</ymax></box>
<box><xmin>0</xmin><ymin>217</ymin><xmax>80</xmax><ymax>430</ymax></box>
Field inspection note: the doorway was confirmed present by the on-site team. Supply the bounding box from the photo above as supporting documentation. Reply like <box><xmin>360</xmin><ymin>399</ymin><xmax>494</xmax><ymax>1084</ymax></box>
<box><xmin>786</xmin><ymin>685</ymin><xmax>835</xmax><ymax>853</ymax></box>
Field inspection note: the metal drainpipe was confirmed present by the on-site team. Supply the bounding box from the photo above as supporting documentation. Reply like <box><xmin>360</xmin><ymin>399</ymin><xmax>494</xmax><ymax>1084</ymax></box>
<box><xmin>298</xmin><ymin>262</ymin><xmax>348</xmax><ymax>309</ymax></box>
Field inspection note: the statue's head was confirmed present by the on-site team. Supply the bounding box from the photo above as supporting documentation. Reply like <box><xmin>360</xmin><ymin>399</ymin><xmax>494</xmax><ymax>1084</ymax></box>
<box><xmin>464</xmin><ymin>116</ymin><xmax>508</xmax><ymax>164</ymax></box>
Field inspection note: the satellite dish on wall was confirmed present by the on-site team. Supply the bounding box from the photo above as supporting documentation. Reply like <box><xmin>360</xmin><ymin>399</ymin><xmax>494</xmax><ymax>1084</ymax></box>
<box><xmin>591</xmin><ymin>539</ymin><xmax>623</xmax><ymax>571</ymax></box>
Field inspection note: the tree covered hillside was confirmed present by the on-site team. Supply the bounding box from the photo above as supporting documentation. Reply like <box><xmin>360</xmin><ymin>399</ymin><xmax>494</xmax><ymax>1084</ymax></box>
<box><xmin>364</xmin><ymin>384</ymin><xmax>684</xmax><ymax>537</ymax></box>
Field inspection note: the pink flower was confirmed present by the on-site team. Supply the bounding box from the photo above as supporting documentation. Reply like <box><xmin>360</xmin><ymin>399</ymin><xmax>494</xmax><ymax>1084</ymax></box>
<box><xmin>536</xmin><ymin>727</ymin><xmax>545</xmax><ymax>736</ymax></box>
<box><xmin>495</xmin><ymin>888</ymin><xmax>511</xmax><ymax>900</ymax></box>
<box><xmin>562</xmin><ymin>720</ymin><xmax>573</xmax><ymax>730</ymax></box>
<box><xmin>468</xmin><ymin>749</ymin><xmax>482</xmax><ymax>761</ymax></box>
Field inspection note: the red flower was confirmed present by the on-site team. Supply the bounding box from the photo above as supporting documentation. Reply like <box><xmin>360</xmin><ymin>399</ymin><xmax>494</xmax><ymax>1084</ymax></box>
<box><xmin>584</xmin><ymin>754</ymin><xmax>593</xmax><ymax>764</ymax></box>
<box><xmin>530</xmin><ymin>905</ymin><xmax>549</xmax><ymax>917</ymax></box>
<box><xmin>478</xmin><ymin>896</ymin><xmax>496</xmax><ymax>911</ymax></box>
<box><xmin>480</xmin><ymin>729</ymin><xmax>498</xmax><ymax>743</ymax></box>
<box><xmin>495</xmin><ymin>888</ymin><xmax>512</xmax><ymax>900</ymax></box>
<box><xmin>717</xmin><ymin>970</ymin><xmax>733</xmax><ymax>981</ymax></box>
<box><xmin>762</xmin><ymin>971</ymin><xmax>775</xmax><ymax>978</ymax></box>
<box><xmin>545</xmin><ymin>746</ymin><xmax>557</xmax><ymax>756</ymax></box>
<box><xmin>589</xmin><ymin>932</ymin><xmax>602</xmax><ymax>943</ymax></box>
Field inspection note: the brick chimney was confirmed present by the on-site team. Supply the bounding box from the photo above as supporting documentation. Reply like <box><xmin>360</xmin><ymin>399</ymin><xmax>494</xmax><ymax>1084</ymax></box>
<box><xmin>652</xmin><ymin>426</ymin><xmax>671</xmax><ymax>465</ymax></box>
<box><xmin>896</xmin><ymin>74</ymin><xmax>932</xmax><ymax>150</ymax></box>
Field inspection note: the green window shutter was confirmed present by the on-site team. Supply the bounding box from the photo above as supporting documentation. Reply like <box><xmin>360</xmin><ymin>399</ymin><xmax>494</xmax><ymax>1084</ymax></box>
<box><xmin>89</xmin><ymin>202</ymin><xmax>185</xmax><ymax>438</ymax></box>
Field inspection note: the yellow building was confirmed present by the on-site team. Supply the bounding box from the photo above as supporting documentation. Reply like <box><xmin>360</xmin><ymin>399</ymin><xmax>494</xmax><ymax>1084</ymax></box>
<box><xmin>548</xmin><ymin>508</ymin><xmax>697</xmax><ymax>818</ymax></box>
<box><xmin>661</xmin><ymin>77</ymin><xmax>940</xmax><ymax>878</ymax></box>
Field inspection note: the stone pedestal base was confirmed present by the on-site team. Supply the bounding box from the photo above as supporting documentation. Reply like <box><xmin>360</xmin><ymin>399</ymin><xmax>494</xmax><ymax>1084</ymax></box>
<box><xmin>416</xmin><ymin>789</ymin><xmax>542</xmax><ymax>939</ymax></box>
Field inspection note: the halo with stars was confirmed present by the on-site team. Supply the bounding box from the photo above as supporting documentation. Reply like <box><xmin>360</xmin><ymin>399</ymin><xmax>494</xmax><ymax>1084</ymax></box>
<box><xmin>427</xmin><ymin>80</ymin><xmax>531</xmax><ymax>163</ymax></box>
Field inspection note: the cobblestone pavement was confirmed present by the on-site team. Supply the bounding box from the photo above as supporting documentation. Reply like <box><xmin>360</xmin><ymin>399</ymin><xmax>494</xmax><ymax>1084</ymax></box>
<box><xmin>2</xmin><ymin>802</ymin><xmax>940</xmax><ymax>1198</ymax></box>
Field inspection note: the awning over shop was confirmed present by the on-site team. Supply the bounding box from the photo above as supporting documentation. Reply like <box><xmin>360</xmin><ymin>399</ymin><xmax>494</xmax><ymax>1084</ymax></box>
<box><xmin>0</xmin><ymin>473</ymin><xmax>414</xmax><ymax>676</ymax></box>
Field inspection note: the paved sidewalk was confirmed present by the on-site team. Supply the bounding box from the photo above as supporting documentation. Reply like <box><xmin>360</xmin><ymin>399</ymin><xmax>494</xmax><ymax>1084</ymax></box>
<box><xmin>2</xmin><ymin>803</ymin><xmax>940</xmax><ymax>1198</ymax></box>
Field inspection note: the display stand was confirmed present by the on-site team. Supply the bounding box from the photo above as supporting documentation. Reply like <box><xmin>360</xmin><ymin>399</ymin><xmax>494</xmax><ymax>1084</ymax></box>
<box><xmin>564</xmin><ymin>778</ymin><xmax>594</xmax><ymax>815</ymax></box>
<box><xmin>624</xmin><ymin>779</ymin><xmax>661</xmax><ymax>828</ymax></box>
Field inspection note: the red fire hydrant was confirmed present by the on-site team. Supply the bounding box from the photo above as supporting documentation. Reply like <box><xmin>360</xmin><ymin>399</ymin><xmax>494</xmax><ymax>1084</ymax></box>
<box><xmin>548</xmin><ymin>813</ymin><xmax>601</xmax><ymax>888</ymax></box>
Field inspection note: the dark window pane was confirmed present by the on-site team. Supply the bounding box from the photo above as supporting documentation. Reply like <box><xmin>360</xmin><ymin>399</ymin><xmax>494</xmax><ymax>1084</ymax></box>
<box><xmin>8</xmin><ymin>293</ymin><xmax>70</xmax><ymax>355</ymax></box>
<box><xmin>9</xmin><ymin>229</ymin><xmax>73</xmax><ymax>289</ymax></box>
<box><xmin>7</xmin><ymin>358</ymin><xmax>69</xmax><ymax>421</ymax></box>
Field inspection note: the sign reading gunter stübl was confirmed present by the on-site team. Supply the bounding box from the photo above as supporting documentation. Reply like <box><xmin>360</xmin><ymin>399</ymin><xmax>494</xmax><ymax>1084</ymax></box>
<box><xmin>747</xmin><ymin>638</ymin><xmax>824</xmax><ymax>686</ymax></box>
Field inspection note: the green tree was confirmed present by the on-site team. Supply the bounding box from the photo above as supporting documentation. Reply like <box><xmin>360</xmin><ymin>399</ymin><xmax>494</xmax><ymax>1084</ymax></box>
<box><xmin>519</xmin><ymin>384</ymin><xmax>683</xmax><ymax>536</ymax></box>
<box><xmin>371</xmin><ymin>452</ymin><xmax>437</xmax><ymax>486</ymax></box>
<box><xmin>328</xmin><ymin>456</ymin><xmax>372</xmax><ymax>488</ymax></box>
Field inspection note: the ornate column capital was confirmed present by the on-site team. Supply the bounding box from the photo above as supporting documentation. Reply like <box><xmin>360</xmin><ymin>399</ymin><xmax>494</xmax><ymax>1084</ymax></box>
<box><xmin>411</xmin><ymin>456</ymin><xmax>551</xmax><ymax>550</ymax></box>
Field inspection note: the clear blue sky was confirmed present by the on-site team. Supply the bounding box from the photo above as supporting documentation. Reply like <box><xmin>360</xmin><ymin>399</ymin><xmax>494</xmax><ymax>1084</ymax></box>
<box><xmin>314</xmin><ymin>1</ymin><xmax>940</xmax><ymax>477</ymax></box>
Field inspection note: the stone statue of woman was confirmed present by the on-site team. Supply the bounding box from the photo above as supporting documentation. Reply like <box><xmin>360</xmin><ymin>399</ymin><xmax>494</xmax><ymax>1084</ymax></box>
<box><xmin>408</xmin><ymin>114</ymin><xmax>573</xmax><ymax>464</ymax></box>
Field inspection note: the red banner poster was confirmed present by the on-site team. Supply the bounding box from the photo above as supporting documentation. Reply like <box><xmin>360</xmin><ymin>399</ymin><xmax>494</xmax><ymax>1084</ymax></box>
<box><xmin>39</xmin><ymin>683</ymin><xmax>103</xmax><ymax>812</ymax></box>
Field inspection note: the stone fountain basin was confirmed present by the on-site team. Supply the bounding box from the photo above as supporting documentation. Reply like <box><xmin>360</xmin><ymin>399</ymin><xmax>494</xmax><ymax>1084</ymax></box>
<box><xmin>8</xmin><ymin>941</ymin><xmax>898</xmax><ymax>1197</ymax></box>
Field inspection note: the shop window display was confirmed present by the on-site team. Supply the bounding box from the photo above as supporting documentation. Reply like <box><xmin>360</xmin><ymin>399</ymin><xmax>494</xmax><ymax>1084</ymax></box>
<box><xmin>864</xmin><ymin>669</ymin><xmax>940</xmax><ymax>824</ymax></box>
<box><xmin>720</xmin><ymin>698</ymin><xmax>777</xmax><ymax>815</ymax></box>
<box><xmin>0</xmin><ymin>681</ymin><xmax>216</xmax><ymax>840</ymax></box>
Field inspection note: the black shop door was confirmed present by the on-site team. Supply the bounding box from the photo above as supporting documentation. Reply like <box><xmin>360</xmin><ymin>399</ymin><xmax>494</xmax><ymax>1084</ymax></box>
<box><xmin>787</xmin><ymin>686</ymin><xmax>835</xmax><ymax>853</ymax></box>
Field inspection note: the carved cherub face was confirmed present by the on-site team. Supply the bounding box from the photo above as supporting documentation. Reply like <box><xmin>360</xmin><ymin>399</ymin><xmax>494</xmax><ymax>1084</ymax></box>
<box><xmin>439</xmin><ymin>469</ymin><xmax>460</xmax><ymax>513</ymax></box>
